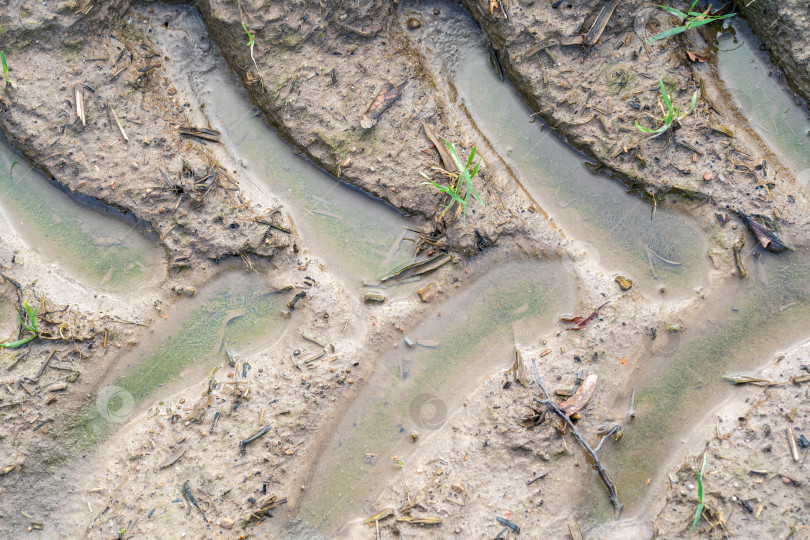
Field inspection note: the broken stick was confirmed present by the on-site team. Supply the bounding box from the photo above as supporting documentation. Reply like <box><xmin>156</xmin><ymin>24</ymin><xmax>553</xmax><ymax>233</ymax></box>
<box><xmin>532</xmin><ymin>358</ymin><xmax>622</xmax><ymax>516</ymax></box>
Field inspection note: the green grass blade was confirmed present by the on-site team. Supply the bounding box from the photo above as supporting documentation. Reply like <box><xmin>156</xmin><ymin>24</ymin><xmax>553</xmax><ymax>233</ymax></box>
<box><xmin>469</xmin><ymin>182</ymin><xmax>484</xmax><ymax>207</ymax></box>
<box><xmin>688</xmin><ymin>453</ymin><xmax>708</xmax><ymax>537</ymax></box>
<box><xmin>441</xmin><ymin>138</ymin><xmax>465</xmax><ymax>173</ymax></box>
<box><xmin>687</xmin><ymin>16</ymin><xmax>729</xmax><ymax>30</ymax></box>
<box><xmin>635</xmin><ymin>120</ymin><xmax>668</xmax><ymax>135</ymax></box>
<box><xmin>465</xmin><ymin>145</ymin><xmax>477</xmax><ymax>171</ymax></box>
<box><xmin>424</xmin><ymin>180</ymin><xmax>465</xmax><ymax>204</ymax></box>
<box><xmin>663</xmin><ymin>107</ymin><xmax>674</xmax><ymax>127</ymax></box>
<box><xmin>687</xmin><ymin>90</ymin><xmax>698</xmax><ymax>116</ymax></box>
<box><xmin>23</xmin><ymin>302</ymin><xmax>38</xmax><ymax>333</ymax></box>
<box><xmin>1</xmin><ymin>51</ymin><xmax>12</xmax><ymax>85</ymax></box>
<box><xmin>468</xmin><ymin>160</ymin><xmax>484</xmax><ymax>206</ymax></box>
<box><xmin>688</xmin><ymin>502</ymin><xmax>704</xmax><ymax>537</ymax></box>
<box><xmin>687</xmin><ymin>5</ymin><xmax>735</xmax><ymax>18</ymax></box>
<box><xmin>658</xmin><ymin>5</ymin><xmax>687</xmax><ymax>19</ymax></box>
<box><xmin>0</xmin><ymin>335</ymin><xmax>36</xmax><ymax>349</ymax></box>
<box><xmin>647</xmin><ymin>25</ymin><xmax>687</xmax><ymax>43</ymax></box>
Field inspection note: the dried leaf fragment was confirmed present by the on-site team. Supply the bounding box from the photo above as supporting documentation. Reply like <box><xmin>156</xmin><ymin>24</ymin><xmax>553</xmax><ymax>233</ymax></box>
<box><xmin>687</xmin><ymin>50</ymin><xmax>709</xmax><ymax>63</ymax></box>
<box><xmin>742</xmin><ymin>214</ymin><xmax>793</xmax><ymax>253</ymax></box>
<box><xmin>557</xmin><ymin>374</ymin><xmax>598</xmax><ymax>415</ymax></box>
<box><xmin>561</xmin><ymin>301</ymin><xmax>610</xmax><ymax>330</ymax></box>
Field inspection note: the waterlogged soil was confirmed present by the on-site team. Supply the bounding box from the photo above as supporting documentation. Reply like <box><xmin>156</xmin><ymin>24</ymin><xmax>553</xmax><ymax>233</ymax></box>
<box><xmin>145</xmin><ymin>6</ymin><xmax>417</xmax><ymax>281</ymax></box>
<box><xmin>0</xmin><ymin>141</ymin><xmax>164</xmax><ymax>291</ymax></box>
<box><xmin>607</xmin><ymin>250</ymin><xmax>810</xmax><ymax>510</ymax></box>
<box><xmin>733</xmin><ymin>0</ymin><xmax>810</xmax><ymax>107</ymax></box>
<box><xmin>0</xmin><ymin>0</ymin><xmax>291</xmax><ymax>269</ymax></box>
<box><xmin>716</xmin><ymin>20</ymin><xmax>810</xmax><ymax>188</ymax></box>
<box><xmin>459</xmin><ymin>0</ymin><xmax>810</xmax><ymax>248</ymax></box>
<box><xmin>409</xmin><ymin>2</ymin><xmax>711</xmax><ymax>297</ymax></box>
<box><xmin>60</xmin><ymin>269</ymin><xmax>286</xmax><ymax>453</ymax></box>
<box><xmin>650</xmin><ymin>338</ymin><xmax>810</xmax><ymax>539</ymax></box>
<box><xmin>294</xmin><ymin>255</ymin><xmax>574</xmax><ymax>536</ymax></box>
<box><xmin>1</xmin><ymin>1</ymin><xmax>810</xmax><ymax>540</ymax></box>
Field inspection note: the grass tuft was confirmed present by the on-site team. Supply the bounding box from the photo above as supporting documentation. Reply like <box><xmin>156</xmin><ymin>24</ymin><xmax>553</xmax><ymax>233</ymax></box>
<box><xmin>421</xmin><ymin>138</ymin><xmax>484</xmax><ymax>225</ymax></box>
<box><xmin>635</xmin><ymin>80</ymin><xmax>697</xmax><ymax>135</ymax></box>
<box><xmin>1</xmin><ymin>300</ymin><xmax>38</xmax><ymax>348</ymax></box>
<box><xmin>648</xmin><ymin>1</ymin><xmax>735</xmax><ymax>43</ymax></box>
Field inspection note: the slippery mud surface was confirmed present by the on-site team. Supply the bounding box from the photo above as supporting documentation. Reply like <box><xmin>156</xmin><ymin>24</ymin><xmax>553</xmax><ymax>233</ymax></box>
<box><xmin>1</xmin><ymin>1</ymin><xmax>810</xmax><ymax>539</ymax></box>
<box><xmin>0</xmin><ymin>141</ymin><xmax>164</xmax><ymax>291</ymax></box>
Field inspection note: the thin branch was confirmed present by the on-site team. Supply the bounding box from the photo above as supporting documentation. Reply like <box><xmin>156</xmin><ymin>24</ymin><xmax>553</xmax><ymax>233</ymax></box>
<box><xmin>532</xmin><ymin>358</ymin><xmax>623</xmax><ymax>517</ymax></box>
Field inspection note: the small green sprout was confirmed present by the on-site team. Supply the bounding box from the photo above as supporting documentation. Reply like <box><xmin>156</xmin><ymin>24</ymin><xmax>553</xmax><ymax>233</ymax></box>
<box><xmin>648</xmin><ymin>1</ymin><xmax>735</xmax><ymax>43</ymax></box>
<box><xmin>421</xmin><ymin>138</ymin><xmax>484</xmax><ymax>224</ymax></box>
<box><xmin>241</xmin><ymin>22</ymin><xmax>259</xmax><ymax>72</ymax></box>
<box><xmin>392</xmin><ymin>455</ymin><xmax>405</xmax><ymax>469</ymax></box>
<box><xmin>688</xmin><ymin>453</ymin><xmax>707</xmax><ymax>537</ymax></box>
<box><xmin>635</xmin><ymin>80</ymin><xmax>698</xmax><ymax>135</ymax></box>
<box><xmin>1</xmin><ymin>301</ymin><xmax>39</xmax><ymax>349</ymax></box>
<box><xmin>1</xmin><ymin>51</ymin><xmax>14</xmax><ymax>87</ymax></box>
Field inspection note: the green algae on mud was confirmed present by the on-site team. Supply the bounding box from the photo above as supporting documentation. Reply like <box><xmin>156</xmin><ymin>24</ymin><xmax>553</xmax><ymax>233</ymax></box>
<box><xmin>600</xmin><ymin>250</ymin><xmax>810</xmax><ymax>517</ymax></box>
<box><xmin>0</xmin><ymin>142</ymin><xmax>164</xmax><ymax>291</ymax></box>
<box><xmin>153</xmin><ymin>8</ymin><xmax>416</xmax><ymax>282</ymax></box>
<box><xmin>410</xmin><ymin>2</ymin><xmax>710</xmax><ymax>296</ymax></box>
<box><xmin>57</xmin><ymin>271</ymin><xmax>284</xmax><ymax>452</ymax></box>
<box><xmin>294</xmin><ymin>255</ymin><xmax>574</xmax><ymax>535</ymax></box>
<box><xmin>716</xmin><ymin>20</ymin><xmax>810</xmax><ymax>188</ymax></box>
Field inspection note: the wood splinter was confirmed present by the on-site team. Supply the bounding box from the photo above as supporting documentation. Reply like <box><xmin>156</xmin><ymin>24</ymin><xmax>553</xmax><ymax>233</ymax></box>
<box><xmin>109</xmin><ymin>105</ymin><xmax>129</xmax><ymax>142</ymax></box>
<box><xmin>75</xmin><ymin>86</ymin><xmax>86</xmax><ymax>126</ymax></box>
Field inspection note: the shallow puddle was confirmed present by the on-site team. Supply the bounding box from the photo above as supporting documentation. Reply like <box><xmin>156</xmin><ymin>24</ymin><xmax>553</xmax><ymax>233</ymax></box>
<box><xmin>0</xmin><ymin>142</ymin><xmax>164</xmax><ymax>291</ymax></box>
<box><xmin>409</xmin><ymin>2</ymin><xmax>710</xmax><ymax>296</ymax></box>
<box><xmin>293</xmin><ymin>253</ymin><xmax>574</xmax><ymax>536</ymax></box>
<box><xmin>716</xmin><ymin>20</ymin><xmax>810</xmax><ymax>188</ymax></box>
<box><xmin>586</xmin><ymin>250</ymin><xmax>810</xmax><ymax>524</ymax></box>
<box><xmin>147</xmin><ymin>6</ymin><xmax>416</xmax><ymax>283</ymax></box>
<box><xmin>57</xmin><ymin>269</ymin><xmax>285</xmax><ymax>454</ymax></box>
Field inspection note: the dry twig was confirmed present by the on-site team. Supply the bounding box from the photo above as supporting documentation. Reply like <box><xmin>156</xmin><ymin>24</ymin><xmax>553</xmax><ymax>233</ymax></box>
<box><xmin>531</xmin><ymin>358</ymin><xmax>622</xmax><ymax>516</ymax></box>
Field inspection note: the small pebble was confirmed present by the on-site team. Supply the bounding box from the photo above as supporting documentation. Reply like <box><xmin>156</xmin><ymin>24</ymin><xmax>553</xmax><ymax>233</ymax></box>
<box><xmin>220</xmin><ymin>518</ymin><xmax>234</xmax><ymax>530</ymax></box>
<box><xmin>703</xmin><ymin>172</ymin><xmax>712</xmax><ymax>181</ymax></box>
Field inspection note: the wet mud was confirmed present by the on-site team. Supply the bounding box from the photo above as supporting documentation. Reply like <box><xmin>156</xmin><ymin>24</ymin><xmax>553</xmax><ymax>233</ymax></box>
<box><xmin>1</xmin><ymin>1</ymin><xmax>810</xmax><ymax>539</ymax></box>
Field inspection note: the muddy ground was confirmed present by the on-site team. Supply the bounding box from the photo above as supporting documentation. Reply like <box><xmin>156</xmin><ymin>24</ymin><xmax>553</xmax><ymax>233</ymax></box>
<box><xmin>733</xmin><ymin>0</ymin><xmax>810</xmax><ymax>108</ymax></box>
<box><xmin>1</xmin><ymin>1</ymin><xmax>809</xmax><ymax>539</ymax></box>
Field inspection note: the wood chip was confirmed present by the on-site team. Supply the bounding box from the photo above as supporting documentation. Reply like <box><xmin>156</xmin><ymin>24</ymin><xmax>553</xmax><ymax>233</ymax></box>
<box><xmin>75</xmin><ymin>86</ymin><xmax>86</xmax><ymax>126</ymax></box>
<box><xmin>177</xmin><ymin>126</ymin><xmax>221</xmax><ymax>142</ymax></box>
<box><xmin>787</xmin><ymin>427</ymin><xmax>799</xmax><ymax>461</ymax></box>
